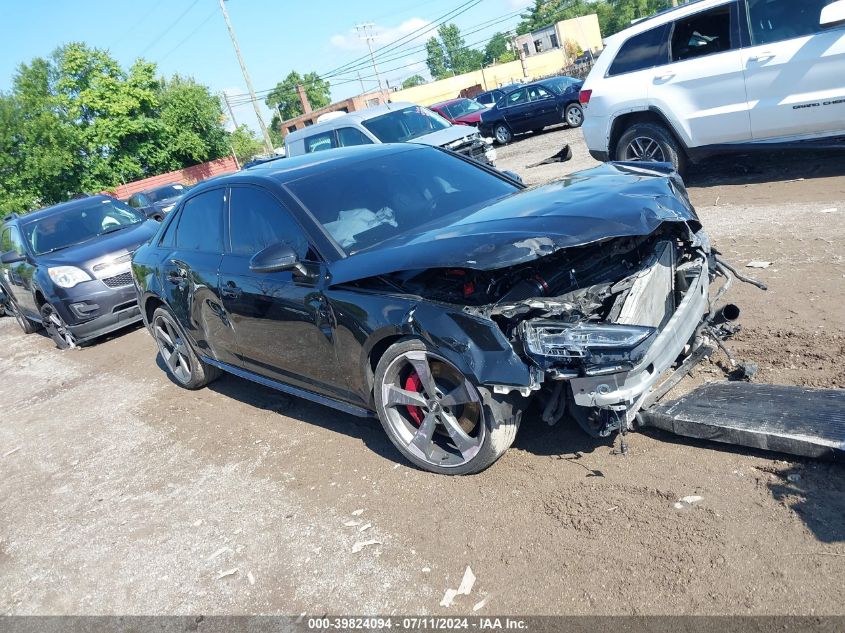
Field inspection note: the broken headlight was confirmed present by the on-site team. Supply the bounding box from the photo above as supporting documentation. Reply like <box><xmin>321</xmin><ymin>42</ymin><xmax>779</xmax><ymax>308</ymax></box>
<box><xmin>520</xmin><ymin>321</ymin><xmax>656</xmax><ymax>371</ymax></box>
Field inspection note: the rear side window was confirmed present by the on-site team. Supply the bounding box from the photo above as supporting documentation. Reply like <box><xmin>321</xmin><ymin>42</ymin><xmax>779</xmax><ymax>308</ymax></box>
<box><xmin>747</xmin><ymin>0</ymin><xmax>840</xmax><ymax>45</ymax></box>
<box><xmin>608</xmin><ymin>24</ymin><xmax>670</xmax><ymax>76</ymax></box>
<box><xmin>228</xmin><ymin>186</ymin><xmax>310</xmax><ymax>259</ymax></box>
<box><xmin>337</xmin><ymin>127</ymin><xmax>374</xmax><ymax>148</ymax></box>
<box><xmin>671</xmin><ymin>4</ymin><xmax>734</xmax><ymax>61</ymax></box>
<box><xmin>304</xmin><ymin>132</ymin><xmax>335</xmax><ymax>154</ymax></box>
<box><xmin>174</xmin><ymin>189</ymin><xmax>225</xmax><ymax>252</ymax></box>
<box><xmin>505</xmin><ymin>89</ymin><xmax>528</xmax><ymax>106</ymax></box>
<box><xmin>527</xmin><ymin>85</ymin><xmax>552</xmax><ymax>101</ymax></box>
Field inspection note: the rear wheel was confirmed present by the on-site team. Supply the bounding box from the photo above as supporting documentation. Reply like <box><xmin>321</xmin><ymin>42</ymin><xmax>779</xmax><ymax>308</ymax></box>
<box><xmin>40</xmin><ymin>303</ymin><xmax>76</xmax><ymax>349</ymax></box>
<box><xmin>11</xmin><ymin>301</ymin><xmax>40</xmax><ymax>334</ymax></box>
<box><xmin>493</xmin><ymin>123</ymin><xmax>513</xmax><ymax>145</ymax></box>
<box><xmin>152</xmin><ymin>306</ymin><xmax>221</xmax><ymax>389</ymax></box>
<box><xmin>615</xmin><ymin>122</ymin><xmax>686</xmax><ymax>173</ymax></box>
<box><xmin>374</xmin><ymin>339</ymin><xmax>523</xmax><ymax>475</ymax></box>
<box><xmin>564</xmin><ymin>103</ymin><xmax>584</xmax><ymax>128</ymax></box>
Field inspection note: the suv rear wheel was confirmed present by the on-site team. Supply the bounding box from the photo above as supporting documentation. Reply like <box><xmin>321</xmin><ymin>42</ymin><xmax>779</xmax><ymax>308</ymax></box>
<box><xmin>615</xmin><ymin>122</ymin><xmax>686</xmax><ymax>173</ymax></box>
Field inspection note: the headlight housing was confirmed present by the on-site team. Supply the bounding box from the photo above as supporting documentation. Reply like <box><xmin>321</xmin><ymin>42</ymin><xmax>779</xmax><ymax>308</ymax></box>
<box><xmin>48</xmin><ymin>266</ymin><xmax>92</xmax><ymax>288</ymax></box>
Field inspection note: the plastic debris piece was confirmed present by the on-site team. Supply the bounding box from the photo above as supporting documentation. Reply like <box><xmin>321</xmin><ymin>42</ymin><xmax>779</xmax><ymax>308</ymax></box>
<box><xmin>358</xmin><ymin>522</ymin><xmax>372</xmax><ymax>532</ymax></box>
<box><xmin>216</xmin><ymin>568</ymin><xmax>238</xmax><ymax>580</ymax></box>
<box><xmin>746</xmin><ymin>261</ymin><xmax>771</xmax><ymax>269</ymax></box>
<box><xmin>457</xmin><ymin>566</ymin><xmax>476</xmax><ymax>595</ymax></box>
<box><xmin>247</xmin><ymin>571</ymin><xmax>255</xmax><ymax>585</ymax></box>
<box><xmin>3</xmin><ymin>447</ymin><xmax>21</xmax><ymax>457</ymax></box>
<box><xmin>680</xmin><ymin>495</ymin><xmax>703</xmax><ymax>505</ymax></box>
<box><xmin>473</xmin><ymin>596</ymin><xmax>490</xmax><ymax>612</ymax></box>
<box><xmin>207</xmin><ymin>547</ymin><xmax>231</xmax><ymax>561</ymax></box>
<box><xmin>351</xmin><ymin>509</ymin><xmax>364</xmax><ymax>516</ymax></box>
<box><xmin>344</xmin><ymin>520</ymin><xmax>361</xmax><ymax>527</ymax></box>
<box><xmin>819</xmin><ymin>208</ymin><xmax>838</xmax><ymax>214</ymax></box>
<box><xmin>352</xmin><ymin>539</ymin><xmax>381</xmax><ymax>553</ymax></box>
<box><xmin>440</xmin><ymin>588</ymin><xmax>458</xmax><ymax>608</ymax></box>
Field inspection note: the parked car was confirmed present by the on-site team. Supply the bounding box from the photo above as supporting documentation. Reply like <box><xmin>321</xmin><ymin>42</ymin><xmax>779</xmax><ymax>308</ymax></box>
<box><xmin>474</xmin><ymin>84</ymin><xmax>522</xmax><ymax>108</ymax></box>
<box><xmin>580</xmin><ymin>0</ymin><xmax>845</xmax><ymax>172</ymax></box>
<box><xmin>0</xmin><ymin>197</ymin><xmax>159</xmax><ymax>348</ymax></box>
<box><xmin>132</xmin><ymin>143</ymin><xmax>719</xmax><ymax>475</ymax></box>
<box><xmin>284</xmin><ymin>102</ymin><xmax>497</xmax><ymax>165</ymax></box>
<box><xmin>126</xmin><ymin>183</ymin><xmax>192</xmax><ymax>220</ymax></box>
<box><xmin>429</xmin><ymin>98</ymin><xmax>486</xmax><ymax>126</ymax></box>
<box><xmin>242</xmin><ymin>153</ymin><xmax>286</xmax><ymax>170</ymax></box>
<box><xmin>478</xmin><ymin>77</ymin><xmax>584</xmax><ymax>144</ymax></box>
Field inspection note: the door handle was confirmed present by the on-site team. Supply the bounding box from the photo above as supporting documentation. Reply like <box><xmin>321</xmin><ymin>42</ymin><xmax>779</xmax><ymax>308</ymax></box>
<box><xmin>221</xmin><ymin>281</ymin><xmax>242</xmax><ymax>299</ymax></box>
<box><xmin>749</xmin><ymin>51</ymin><xmax>774</xmax><ymax>62</ymax></box>
<box><xmin>654</xmin><ymin>72</ymin><xmax>675</xmax><ymax>81</ymax></box>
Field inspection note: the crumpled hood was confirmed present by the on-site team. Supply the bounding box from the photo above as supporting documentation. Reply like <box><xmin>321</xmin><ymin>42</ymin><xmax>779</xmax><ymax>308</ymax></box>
<box><xmin>329</xmin><ymin>162</ymin><xmax>699</xmax><ymax>285</ymax></box>
<box><xmin>412</xmin><ymin>125</ymin><xmax>481</xmax><ymax>147</ymax></box>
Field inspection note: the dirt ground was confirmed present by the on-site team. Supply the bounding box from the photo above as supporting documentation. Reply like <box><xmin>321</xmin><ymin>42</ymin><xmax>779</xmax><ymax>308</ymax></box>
<box><xmin>1</xmin><ymin>125</ymin><xmax>843</xmax><ymax>616</ymax></box>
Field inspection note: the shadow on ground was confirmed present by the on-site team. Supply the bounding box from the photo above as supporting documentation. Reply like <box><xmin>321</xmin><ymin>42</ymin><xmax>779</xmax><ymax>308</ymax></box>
<box><xmin>685</xmin><ymin>149</ymin><xmax>845</xmax><ymax>187</ymax></box>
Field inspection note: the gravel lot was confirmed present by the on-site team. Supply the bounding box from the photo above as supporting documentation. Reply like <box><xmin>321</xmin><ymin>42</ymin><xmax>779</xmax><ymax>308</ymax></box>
<box><xmin>1</xmin><ymin>124</ymin><xmax>843</xmax><ymax>616</ymax></box>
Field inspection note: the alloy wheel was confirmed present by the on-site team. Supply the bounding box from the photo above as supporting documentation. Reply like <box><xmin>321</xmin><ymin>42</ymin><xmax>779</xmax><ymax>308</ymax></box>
<box><xmin>380</xmin><ymin>350</ymin><xmax>485</xmax><ymax>469</ymax></box>
<box><xmin>622</xmin><ymin>136</ymin><xmax>666</xmax><ymax>162</ymax></box>
<box><xmin>41</xmin><ymin>304</ymin><xmax>76</xmax><ymax>349</ymax></box>
<box><xmin>494</xmin><ymin>125</ymin><xmax>511</xmax><ymax>144</ymax></box>
<box><xmin>565</xmin><ymin>106</ymin><xmax>583</xmax><ymax>127</ymax></box>
<box><xmin>154</xmin><ymin>313</ymin><xmax>192</xmax><ymax>384</ymax></box>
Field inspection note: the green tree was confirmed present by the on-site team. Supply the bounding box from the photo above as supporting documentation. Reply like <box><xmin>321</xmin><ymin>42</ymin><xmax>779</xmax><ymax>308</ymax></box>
<box><xmin>516</xmin><ymin>0</ymin><xmax>671</xmax><ymax>39</ymax></box>
<box><xmin>264</xmin><ymin>71</ymin><xmax>331</xmax><ymax>121</ymax></box>
<box><xmin>229</xmin><ymin>124</ymin><xmax>264</xmax><ymax>164</ymax></box>
<box><xmin>425</xmin><ymin>37</ymin><xmax>451</xmax><ymax>80</ymax></box>
<box><xmin>426</xmin><ymin>24</ymin><xmax>483</xmax><ymax>79</ymax></box>
<box><xmin>483</xmin><ymin>32</ymin><xmax>516</xmax><ymax>65</ymax></box>
<box><xmin>401</xmin><ymin>74</ymin><xmax>426</xmax><ymax>89</ymax></box>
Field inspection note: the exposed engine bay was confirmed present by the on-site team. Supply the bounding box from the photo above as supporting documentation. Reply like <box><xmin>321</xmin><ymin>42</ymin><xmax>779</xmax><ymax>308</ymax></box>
<box><xmin>379</xmin><ymin>223</ymin><xmax>728</xmax><ymax>440</ymax></box>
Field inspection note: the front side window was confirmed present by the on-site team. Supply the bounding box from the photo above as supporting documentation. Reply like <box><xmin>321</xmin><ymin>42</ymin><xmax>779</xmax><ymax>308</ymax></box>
<box><xmin>336</xmin><ymin>127</ymin><xmax>374</xmax><ymax>148</ymax></box>
<box><xmin>23</xmin><ymin>199</ymin><xmax>146</xmax><ymax>256</ymax></box>
<box><xmin>228</xmin><ymin>186</ymin><xmax>310</xmax><ymax>260</ymax></box>
<box><xmin>1</xmin><ymin>226</ymin><xmax>24</xmax><ymax>255</ymax></box>
<box><xmin>671</xmin><ymin>4</ymin><xmax>735</xmax><ymax>61</ymax></box>
<box><xmin>305</xmin><ymin>132</ymin><xmax>335</xmax><ymax>154</ymax></box>
<box><xmin>285</xmin><ymin>147</ymin><xmax>520</xmax><ymax>255</ymax></box>
<box><xmin>608</xmin><ymin>24</ymin><xmax>670</xmax><ymax>76</ymax></box>
<box><xmin>505</xmin><ymin>89</ymin><xmax>528</xmax><ymax>106</ymax></box>
<box><xmin>174</xmin><ymin>189</ymin><xmax>224</xmax><ymax>252</ymax></box>
<box><xmin>362</xmin><ymin>107</ymin><xmax>451</xmax><ymax>143</ymax></box>
<box><xmin>746</xmin><ymin>0</ymin><xmax>840</xmax><ymax>45</ymax></box>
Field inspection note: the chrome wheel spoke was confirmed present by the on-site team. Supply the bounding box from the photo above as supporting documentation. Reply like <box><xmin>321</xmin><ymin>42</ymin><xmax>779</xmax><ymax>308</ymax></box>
<box><xmin>155</xmin><ymin>325</ymin><xmax>173</xmax><ymax>347</ymax></box>
<box><xmin>441</xmin><ymin>411</ymin><xmax>480</xmax><ymax>458</ymax></box>
<box><xmin>409</xmin><ymin>412</ymin><xmax>438</xmax><ymax>458</ymax></box>
<box><xmin>385</xmin><ymin>384</ymin><xmax>427</xmax><ymax>408</ymax></box>
<box><xmin>406</xmin><ymin>352</ymin><xmax>438</xmax><ymax>398</ymax></box>
<box><xmin>440</xmin><ymin>380</ymin><xmax>474</xmax><ymax>407</ymax></box>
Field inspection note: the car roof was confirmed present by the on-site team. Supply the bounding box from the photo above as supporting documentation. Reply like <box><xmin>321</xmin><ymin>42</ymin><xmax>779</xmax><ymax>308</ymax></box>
<box><xmin>139</xmin><ymin>183</ymin><xmax>185</xmax><ymax>195</ymax></box>
<box><xmin>6</xmin><ymin>195</ymin><xmax>115</xmax><ymax>225</ymax></box>
<box><xmin>191</xmin><ymin>143</ymin><xmax>424</xmax><ymax>190</ymax></box>
<box><xmin>284</xmin><ymin>102</ymin><xmax>420</xmax><ymax>142</ymax></box>
<box><xmin>430</xmin><ymin>98</ymin><xmax>466</xmax><ymax>108</ymax></box>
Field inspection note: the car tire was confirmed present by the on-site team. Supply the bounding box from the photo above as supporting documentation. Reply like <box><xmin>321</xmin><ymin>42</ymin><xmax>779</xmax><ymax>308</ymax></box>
<box><xmin>373</xmin><ymin>338</ymin><xmax>524</xmax><ymax>475</ymax></box>
<box><xmin>11</xmin><ymin>301</ymin><xmax>40</xmax><ymax>334</ymax></box>
<box><xmin>40</xmin><ymin>303</ymin><xmax>76</xmax><ymax>349</ymax></box>
<box><xmin>564</xmin><ymin>103</ymin><xmax>584</xmax><ymax>128</ymax></box>
<box><xmin>151</xmin><ymin>306</ymin><xmax>221</xmax><ymax>390</ymax></box>
<box><xmin>615</xmin><ymin>122</ymin><xmax>686</xmax><ymax>173</ymax></box>
<box><xmin>493</xmin><ymin>123</ymin><xmax>513</xmax><ymax>145</ymax></box>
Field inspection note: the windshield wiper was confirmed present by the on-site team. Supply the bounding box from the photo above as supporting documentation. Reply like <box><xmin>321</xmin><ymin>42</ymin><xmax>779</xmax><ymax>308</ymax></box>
<box><xmin>98</xmin><ymin>224</ymin><xmax>135</xmax><ymax>236</ymax></box>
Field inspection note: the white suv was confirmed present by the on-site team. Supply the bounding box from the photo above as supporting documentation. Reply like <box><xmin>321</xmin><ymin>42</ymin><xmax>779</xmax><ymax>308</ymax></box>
<box><xmin>580</xmin><ymin>0</ymin><xmax>845</xmax><ymax>172</ymax></box>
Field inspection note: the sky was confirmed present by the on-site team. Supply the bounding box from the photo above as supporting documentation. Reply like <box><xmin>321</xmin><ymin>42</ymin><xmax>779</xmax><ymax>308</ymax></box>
<box><xmin>0</xmin><ymin>0</ymin><xmax>531</xmax><ymax>140</ymax></box>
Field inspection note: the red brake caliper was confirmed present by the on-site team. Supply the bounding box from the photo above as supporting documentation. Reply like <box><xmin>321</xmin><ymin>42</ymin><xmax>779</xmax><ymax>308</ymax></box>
<box><xmin>404</xmin><ymin>371</ymin><xmax>424</xmax><ymax>426</ymax></box>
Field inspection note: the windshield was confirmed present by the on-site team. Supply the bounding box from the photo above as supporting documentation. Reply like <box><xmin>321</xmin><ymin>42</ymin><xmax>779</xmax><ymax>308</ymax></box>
<box><xmin>540</xmin><ymin>76</ymin><xmax>577</xmax><ymax>95</ymax></box>
<box><xmin>23</xmin><ymin>198</ymin><xmax>146</xmax><ymax>255</ymax></box>
<box><xmin>148</xmin><ymin>183</ymin><xmax>188</xmax><ymax>203</ymax></box>
<box><xmin>446</xmin><ymin>99</ymin><xmax>484</xmax><ymax>118</ymax></box>
<box><xmin>362</xmin><ymin>106</ymin><xmax>451</xmax><ymax>143</ymax></box>
<box><xmin>286</xmin><ymin>147</ymin><xmax>520</xmax><ymax>256</ymax></box>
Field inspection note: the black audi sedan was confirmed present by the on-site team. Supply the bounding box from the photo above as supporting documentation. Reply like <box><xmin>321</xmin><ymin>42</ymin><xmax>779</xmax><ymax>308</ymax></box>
<box><xmin>0</xmin><ymin>196</ymin><xmax>159</xmax><ymax>348</ymax></box>
<box><xmin>132</xmin><ymin>144</ymin><xmax>717</xmax><ymax>474</ymax></box>
<box><xmin>478</xmin><ymin>76</ymin><xmax>584</xmax><ymax>144</ymax></box>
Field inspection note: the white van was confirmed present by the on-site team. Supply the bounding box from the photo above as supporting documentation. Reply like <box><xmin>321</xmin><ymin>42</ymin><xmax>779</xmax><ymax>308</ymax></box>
<box><xmin>580</xmin><ymin>0</ymin><xmax>845</xmax><ymax>171</ymax></box>
<box><xmin>284</xmin><ymin>102</ymin><xmax>497</xmax><ymax>165</ymax></box>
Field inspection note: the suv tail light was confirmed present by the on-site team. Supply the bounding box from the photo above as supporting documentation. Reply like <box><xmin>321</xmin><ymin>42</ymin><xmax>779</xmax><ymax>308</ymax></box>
<box><xmin>579</xmin><ymin>89</ymin><xmax>592</xmax><ymax>105</ymax></box>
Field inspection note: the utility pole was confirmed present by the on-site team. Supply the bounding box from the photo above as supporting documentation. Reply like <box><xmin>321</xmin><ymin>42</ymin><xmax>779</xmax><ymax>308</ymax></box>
<box><xmin>355</xmin><ymin>23</ymin><xmax>385</xmax><ymax>94</ymax></box>
<box><xmin>357</xmin><ymin>71</ymin><xmax>366</xmax><ymax>96</ymax></box>
<box><xmin>221</xmin><ymin>91</ymin><xmax>239</xmax><ymax>129</ymax></box>
<box><xmin>219</xmin><ymin>0</ymin><xmax>273</xmax><ymax>154</ymax></box>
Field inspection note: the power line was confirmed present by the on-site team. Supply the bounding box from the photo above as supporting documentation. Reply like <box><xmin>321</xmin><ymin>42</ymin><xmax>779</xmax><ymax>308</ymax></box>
<box><xmin>158</xmin><ymin>7</ymin><xmax>219</xmax><ymax>63</ymax></box>
<box><xmin>138</xmin><ymin>0</ymin><xmax>202</xmax><ymax>59</ymax></box>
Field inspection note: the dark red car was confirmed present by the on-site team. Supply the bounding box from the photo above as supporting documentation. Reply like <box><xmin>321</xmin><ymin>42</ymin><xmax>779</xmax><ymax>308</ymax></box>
<box><xmin>429</xmin><ymin>98</ymin><xmax>486</xmax><ymax>126</ymax></box>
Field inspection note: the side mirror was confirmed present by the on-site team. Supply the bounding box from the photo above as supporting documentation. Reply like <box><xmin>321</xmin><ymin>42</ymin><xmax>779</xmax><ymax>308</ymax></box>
<box><xmin>1</xmin><ymin>250</ymin><xmax>24</xmax><ymax>265</ymax></box>
<box><xmin>821</xmin><ymin>0</ymin><xmax>845</xmax><ymax>26</ymax></box>
<box><xmin>249</xmin><ymin>242</ymin><xmax>308</xmax><ymax>276</ymax></box>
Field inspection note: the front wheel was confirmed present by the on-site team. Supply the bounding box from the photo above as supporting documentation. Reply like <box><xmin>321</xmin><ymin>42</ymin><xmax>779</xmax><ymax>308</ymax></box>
<box><xmin>615</xmin><ymin>122</ymin><xmax>686</xmax><ymax>173</ymax></box>
<box><xmin>493</xmin><ymin>123</ymin><xmax>513</xmax><ymax>145</ymax></box>
<box><xmin>151</xmin><ymin>306</ymin><xmax>221</xmax><ymax>389</ymax></box>
<box><xmin>11</xmin><ymin>301</ymin><xmax>41</xmax><ymax>334</ymax></box>
<box><xmin>40</xmin><ymin>303</ymin><xmax>76</xmax><ymax>349</ymax></box>
<box><xmin>373</xmin><ymin>339</ymin><xmax>523</xmax><ymax>475</ymax></box>
<box><xmin>564</xmin><ymin>103</ymin><xmax>584</xmax><ymax>128</ymax></box>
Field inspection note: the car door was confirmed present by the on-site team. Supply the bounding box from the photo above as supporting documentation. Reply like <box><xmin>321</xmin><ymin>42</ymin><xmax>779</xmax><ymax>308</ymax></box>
<box><xmin>218</xmin><ymin>184</ymin><xmax>351</xmax><ymax>400</ymax></box>
<box><xmin>0</xmin><ymin>224</ymin><xmax>38</xmax><ymax>318</ymax></box>
<box><xmin>649</xmin><ymin>1</ymin><xmax>753</xmax><ymax>147</ymax></box>
<box><xmin>742</xmin><ymin>0</ymin><xmax>845</xmax><ymax>140</ymax></box>
<box><xmin>501</xmin><ymin>88</ymin><xmax>533</xmax><ymax>133</ymax></box>
<box><xmin>162</xmin><ymin>188</ymin><xmax>231</xmax><ymax>362</ymax></box>
<box><xmin>526</xmin><ymin>84</ymin><xmax>560</xmax><ymax>128</ymax></box>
